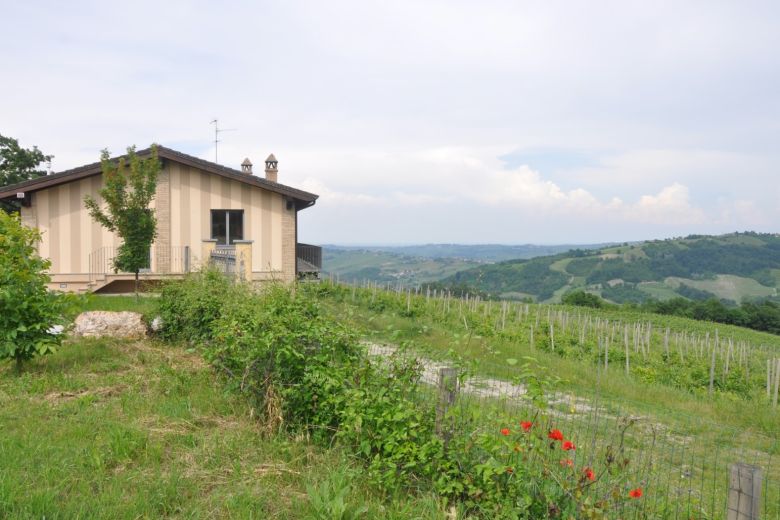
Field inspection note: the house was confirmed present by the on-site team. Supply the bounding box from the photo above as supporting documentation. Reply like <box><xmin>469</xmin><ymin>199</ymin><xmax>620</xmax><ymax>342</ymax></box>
<box><xmin>0</xmin><ymin>145</ymin><xmax>321</xmax><ymax>292</ymax></box>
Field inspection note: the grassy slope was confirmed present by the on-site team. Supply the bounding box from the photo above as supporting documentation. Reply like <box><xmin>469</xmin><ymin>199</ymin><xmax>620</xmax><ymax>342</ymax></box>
<box><xmin>441</xmin><ymin>233</ymin><xmax>780</xmax><ymax>303</ymax></box>
<box><xmin>321</xmin><ymin>295</ymin><xmax>780</xmax><ymax>439</ymax></box>
<box><xmin>0</xmin><ymin>298</ymin><xmax>446</xmax><ymax>519</ymax></box>
<box><xmin>319</xmin><ymin>291</ymin><xmax>780</xmax><ymax>517</ymax></box>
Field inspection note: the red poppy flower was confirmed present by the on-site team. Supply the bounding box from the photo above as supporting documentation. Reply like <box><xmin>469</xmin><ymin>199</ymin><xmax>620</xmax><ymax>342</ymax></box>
<box><xmin>629</xmin><ymin>488</ymin><xmax>643</xmax><ymax>499</ymax></box>
<box><xmin>584</xmin><ymin>468</ymin><xmax>595</xmax><ymax>481</ymax></box>
<box><xmin>520</xmin><ymin>421</ymin><xmax>533</xmax><ymax>432</ymax></box>
<box><xmin>548</xmin><ymin>429</ymin><xmax>564</xmax><ymax>441</ymax></box>
<box><xmin>562</xmin><ymin>440</ymin><xmax>576</xmax><ymax>451</ymax></box>
<box><xmin>506</xmin><ymin>467</ymin><xmax>513</xmax><ymax>474</ymax></box>
<box><xmin>500</xmin><ymin>428</ymin><xmax>510</xmax><ymax>436</ymax></box>
<box><xmin>560</xmin><ymin>458</ymin><xmax>574</xmax><ymax>467</ymax></box>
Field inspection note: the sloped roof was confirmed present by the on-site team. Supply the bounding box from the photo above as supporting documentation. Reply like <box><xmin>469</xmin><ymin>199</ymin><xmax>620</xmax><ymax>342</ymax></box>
<box><xmin>0</xmin><ymin>145</ymin><xmax>318</xmax><ymax>207</ymax></box>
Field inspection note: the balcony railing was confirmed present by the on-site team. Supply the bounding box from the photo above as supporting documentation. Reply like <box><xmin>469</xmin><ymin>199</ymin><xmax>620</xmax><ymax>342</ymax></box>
<box><xmin>296</xmin><ymin>243</ymin><xmax>322</xmax><ymax>275</ymax></box>
<box><xmin>88</xmin><ymin>245</ymin><xmax>191</xmax><ymax>283</ymax></box>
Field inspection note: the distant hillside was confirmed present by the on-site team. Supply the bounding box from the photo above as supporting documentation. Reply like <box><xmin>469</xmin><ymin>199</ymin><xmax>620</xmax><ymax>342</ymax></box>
<box><xmin>324</xmin><ymin>243</ymin><xmax>610</xmax><ymax>263</ymax></box>
<box><xmin>322</xmin><ymin>249</ymin><xmax>479</xmax><ymax>286</ymax></box>
<box><xmin>322</xmin><ymin>242</ymin><xmax>611</xmax><ymax>286</ymax></box>
<box><xmin>439</xmin><ymin>232</ymin><xmax>780</xmax><ymax>303</ymax></box>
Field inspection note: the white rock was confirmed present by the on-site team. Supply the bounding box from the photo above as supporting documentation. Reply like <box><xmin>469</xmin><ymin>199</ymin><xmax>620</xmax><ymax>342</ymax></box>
<box><xmin>150</xmin><ymin>316</ymin><xmax>163</xmax><ymax>332</ymax></box>
<box><xmin>73</xmin><ymin>311</ymin><xmax>148</xmax><ymax>339</ymax></box>
<box><xmin>47</xmin><ymin>325</ymin><xmax>65</xmax><ymax>335</ymax></box>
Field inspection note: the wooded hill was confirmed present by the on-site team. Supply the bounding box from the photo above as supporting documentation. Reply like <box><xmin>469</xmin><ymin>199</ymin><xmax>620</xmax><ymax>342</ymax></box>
<box><xmin>439</xmin><ymin>232</ymin><xmax>780</xmax><ymax>304</ymax></box>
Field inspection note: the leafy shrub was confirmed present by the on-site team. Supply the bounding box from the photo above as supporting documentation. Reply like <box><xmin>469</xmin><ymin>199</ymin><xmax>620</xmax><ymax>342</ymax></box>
<box><xmin>158</xmin><ymin>275</ymin><xmax>646</xmax><ymax>517</ymax></box>
<box><xmin>336</xmin><ymin>355</ymin><xmax>453</xmax><ymax>491</ymax></box>
<box><xmin>207</xmin><ymin>283</ymin><xmax>363</xmax><ymax>438</ymax></box>
<box><xmin>156</xmin><ymin>268</ymin><xmax>245</xmax><ymax>343</ymax></box>
<box><xmin>0</xmin><ymin>211</ymin><xmax>71</xmax><ymax>368</ymax></box>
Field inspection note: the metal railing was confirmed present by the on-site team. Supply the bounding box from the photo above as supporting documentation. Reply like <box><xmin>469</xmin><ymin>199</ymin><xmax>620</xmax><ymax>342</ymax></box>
<box><xmin>210</xmin><ymin>247</ymin><xmax>237</xmax><ymax>276</ymax></box>
<box><xmin>88</xmin><ymin>245</ymin><xmax>191</xmax><ymax>283</ymax></box>
<box><xmin>296</xmin><ymin>243</ymin><xmax>322</xmax><ymax>274</ymax></box>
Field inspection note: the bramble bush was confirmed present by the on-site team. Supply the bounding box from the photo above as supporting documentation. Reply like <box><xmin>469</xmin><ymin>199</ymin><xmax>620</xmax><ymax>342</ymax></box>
<box><xmin>157</xmin><ymin>273</ymin><xmax>645</xmax><ymax>517</ymax></box>
<box><xmin>157</xmin><ymin>268</ymin><xmax>242</xmax><ymax>343</ymax></box>
<box><xmin>0</xmin><ymin>211</ymin><xmax>72</xmax><ymax>369</ymax></box>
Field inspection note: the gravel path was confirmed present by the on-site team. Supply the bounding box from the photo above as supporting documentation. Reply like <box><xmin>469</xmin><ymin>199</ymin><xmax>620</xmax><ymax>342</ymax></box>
<box><xmin>363</xmin><ymin>340</ymin><xmax>612</xmax><ymax>415</ymax></box>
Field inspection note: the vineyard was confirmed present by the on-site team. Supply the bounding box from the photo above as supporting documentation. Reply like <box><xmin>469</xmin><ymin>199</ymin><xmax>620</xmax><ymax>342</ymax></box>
<box><xmin>313</xmin><ymin>279</ymin><xmax>780</xmax><ymax>518</ymax></box>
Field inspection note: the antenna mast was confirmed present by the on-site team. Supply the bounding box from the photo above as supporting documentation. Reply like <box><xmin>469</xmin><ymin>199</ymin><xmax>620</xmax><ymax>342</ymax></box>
<box><xmin>210</xmin><ymin>119</ymin><xmax>237</xmax><ymax>164</ymax></box>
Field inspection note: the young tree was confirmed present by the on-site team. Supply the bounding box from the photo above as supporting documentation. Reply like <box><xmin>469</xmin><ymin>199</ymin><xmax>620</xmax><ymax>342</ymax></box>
<box><xmin>0</xmin><ymin>135</ymin><xmax>53</xmax><ymax>213</ymax></box>
<box><xmin>84</xmin><ymin>145</ymin><xmax>160</xmax><ymax>297</ymax></box>
<box><xmin>0</xmin><ymin>211</ymin><xmax>70</xmax><ymax>370</ymax></box>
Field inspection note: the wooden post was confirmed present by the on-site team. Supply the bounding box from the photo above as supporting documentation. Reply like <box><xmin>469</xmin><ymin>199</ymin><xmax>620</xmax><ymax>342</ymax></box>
<box><xmin>773</xmin><ymin>358</ymin><xmax>780</xmax><ymax>408</ymax></box>
<box><xmin>435</xmin><ymin>367</ymin><xmax>459</xmax><ymax>443</ymax></box>
<box><xmin>727</xmin><ymin>463</ymin><xmax>762</xmax><ymax>520</ymax></box>
<box><xmin>550</xmin><ymin>322</ymin><xmax>555</xmax><ymax>351</ymax></box>
<box><xmin>709</xmin><ymin>346</ymin><xmax>717</xmax><ymax>395</ymax></box>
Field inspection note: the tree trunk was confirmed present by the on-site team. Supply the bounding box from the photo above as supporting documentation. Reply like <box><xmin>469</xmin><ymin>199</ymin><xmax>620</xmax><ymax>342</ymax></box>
<box><xmin>135</xmin><ymin>270</ymin><xmax>139</xmax><ymax>300</ymax></box>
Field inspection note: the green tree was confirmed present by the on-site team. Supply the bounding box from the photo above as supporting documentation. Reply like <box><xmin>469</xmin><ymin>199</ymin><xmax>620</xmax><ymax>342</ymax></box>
<box><xmin>0</xmin><ymin>135</ymin><xmax>53</xmax><ymax>213</ymax></box>
<box><xmin>562</xmin><ymin>290</ymin><xmax>605</xmax><ymax>308</ymax></box>
<box><xmin>0</xmin><ymin>211</ymin><xmax>70</xmax><ymax>370</ymax></box>
<box><xmin>84</xmin><ymin>146</ymin><xmax>160</xmax><ymax>297</ymax></box>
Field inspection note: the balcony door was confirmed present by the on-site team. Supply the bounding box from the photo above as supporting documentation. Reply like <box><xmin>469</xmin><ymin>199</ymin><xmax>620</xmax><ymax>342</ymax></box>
<box><xmin>211</xmin><ymin>209</ymin><xmax>244</xmax><ymax>246</ymax></box>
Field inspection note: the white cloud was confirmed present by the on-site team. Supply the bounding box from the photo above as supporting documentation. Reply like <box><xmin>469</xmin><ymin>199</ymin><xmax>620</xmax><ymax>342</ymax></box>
<box><xmin>1</xmin><ymin>1</ymin><xmax>778</xmax><ymax>243</ymax></box>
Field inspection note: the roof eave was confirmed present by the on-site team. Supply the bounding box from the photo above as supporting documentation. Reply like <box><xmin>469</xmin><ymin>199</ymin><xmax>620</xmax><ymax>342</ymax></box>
<box><xmin>0</xmin><ymin>145</ymin><xmax>319</xmax><ymax>203</ymax></box>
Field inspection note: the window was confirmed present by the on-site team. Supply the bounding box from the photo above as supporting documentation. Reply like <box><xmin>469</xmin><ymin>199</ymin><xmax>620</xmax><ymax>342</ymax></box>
<box><xmin>211</xmin><ymin>210</ymin><xmax>244</xmax><ymax>245</ymax></box>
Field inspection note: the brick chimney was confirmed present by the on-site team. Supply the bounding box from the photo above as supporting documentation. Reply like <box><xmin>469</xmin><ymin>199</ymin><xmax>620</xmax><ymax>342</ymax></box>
<box><xmin>265</xmin><ymin>153</ymin><xmax>278</xmax><ymax>182</ymax></box>
<box><xmin>241</xmin><ymin>158</ymin><xmax>253</xmax><ymax>174</ymax></box>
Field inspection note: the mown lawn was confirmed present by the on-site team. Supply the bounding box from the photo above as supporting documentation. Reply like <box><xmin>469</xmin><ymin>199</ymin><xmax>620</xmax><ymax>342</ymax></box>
<box><xmin>0</xmin><ymin>336</ymin><xmax>445</xmax><ymax>519</ymax></box>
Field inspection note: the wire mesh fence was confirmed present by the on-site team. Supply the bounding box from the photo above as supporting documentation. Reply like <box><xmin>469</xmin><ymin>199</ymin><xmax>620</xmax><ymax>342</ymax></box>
<box><xmin>335</xmin><ymin>278</ymin><xmax>780</xmax><ymax>519</ymax></box>
<box><xmin>390</xmin><ymin>354</ymin><xmax>779</xmax><ymax>519</ymax></box>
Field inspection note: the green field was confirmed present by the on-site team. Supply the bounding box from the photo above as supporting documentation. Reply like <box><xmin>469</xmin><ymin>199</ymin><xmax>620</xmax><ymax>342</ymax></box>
<box><xmin>666</xmin><ymin>275</ymin><xmax>778</xmax><ymax>302</ymax></box>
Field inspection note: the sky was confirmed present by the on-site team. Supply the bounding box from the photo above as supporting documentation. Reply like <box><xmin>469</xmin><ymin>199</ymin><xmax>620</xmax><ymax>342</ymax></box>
<box><xmin>2</xmin><ymin>1</ymin><xmax>779</xmax><ymax>245</ymax></box>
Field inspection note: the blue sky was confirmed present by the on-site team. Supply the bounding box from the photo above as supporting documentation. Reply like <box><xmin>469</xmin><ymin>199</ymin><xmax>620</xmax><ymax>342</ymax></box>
<box><xmin>2</xmin><ymin>1</ymin><xmax>779</xmax><ymax>244</ymax></box>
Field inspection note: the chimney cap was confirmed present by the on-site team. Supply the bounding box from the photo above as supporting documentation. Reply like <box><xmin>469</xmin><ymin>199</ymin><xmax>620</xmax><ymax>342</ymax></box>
<box><xmin>265</xmin><ymin>153</ymin><xmax>278</xmax><ymax>172</ymax></box>
<box><xmin>241</xmin><ymin>157</ymin><xmax>253</xmax><ymax>174</ymax></box>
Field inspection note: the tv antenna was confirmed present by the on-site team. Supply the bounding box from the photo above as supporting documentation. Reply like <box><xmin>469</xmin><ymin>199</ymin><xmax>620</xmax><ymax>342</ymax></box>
<box><xmin>210</xmin><ymin>119</ymin><xmax>237</xmax><ymax>164</ymax></box>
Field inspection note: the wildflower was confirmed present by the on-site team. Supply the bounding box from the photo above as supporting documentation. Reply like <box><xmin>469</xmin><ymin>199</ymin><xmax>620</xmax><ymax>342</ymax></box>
<box><xmin>629</xmin><ymin>488</ymin><xmax>643</xmax><ymax>499</ymax></box>
<box><xmin>560</xmin><ymin>459</ymin><xmax>574</xmax><ymax>467</ymax></box>
<box><xmin>584</xmin><ymin>468</ymin><xmax>595</xmax><ymax>481</ymax></box>
<box><xmin>501</xmin><ymin>428</ymin><xmax>510</xmax><ymax>436</ymax></box>
<box><xmin>520</xmin><ymin>421</ymin><xmax>533</xmax><ymax>432</ymax></box>
<box><xmin>548</xmin><ymin>429</ymin><xmax>564</xmax><ymax>441</ymax></box>
<box><xmin>562</xmin><ymin>440</ymin><xmax>576</xmax><ymax>451</ymax></box>
<box><xmin>506</xmin><ymin>467</ymin><xmax>514</xmax><ymax>474</ymax></box>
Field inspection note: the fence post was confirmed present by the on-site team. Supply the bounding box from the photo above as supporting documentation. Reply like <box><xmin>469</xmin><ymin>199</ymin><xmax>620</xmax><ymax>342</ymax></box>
<box><xmin>435</xmin><ymin>367</ymin><xmax>459</xmax><ymax>442</ymax></box>
<box><xmin>727</xmin><ymin>463</ymin><xmax>762</xmax><ymax>520</ymax></box>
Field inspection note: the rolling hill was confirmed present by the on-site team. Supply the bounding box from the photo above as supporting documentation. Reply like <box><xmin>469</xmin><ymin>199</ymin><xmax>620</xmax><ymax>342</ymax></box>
<box><xmin>325</xmin><ymin>243</ymin><xmax>611</xmax><ymax>262</ymax></box>
<box><xmin>322</xmin><ymin>248</ymin><xmax>479</xmax><ymax>286</ymax></box>
<box><xmin>439</xmin><ymin>232</ymin><xmax>780</xmax><ymax>303</ymax></box>
<box><xmin>322</xmin><ymin>242</ymin><xmax>609</xmax><ymax>287</ymax></box>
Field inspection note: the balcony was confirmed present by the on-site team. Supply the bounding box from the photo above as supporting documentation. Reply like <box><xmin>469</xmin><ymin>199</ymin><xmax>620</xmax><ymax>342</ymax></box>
<box><xmin>296</xmin><ymin>243</ymin><xmax>322</xmax><ymax>278</ymax></box>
